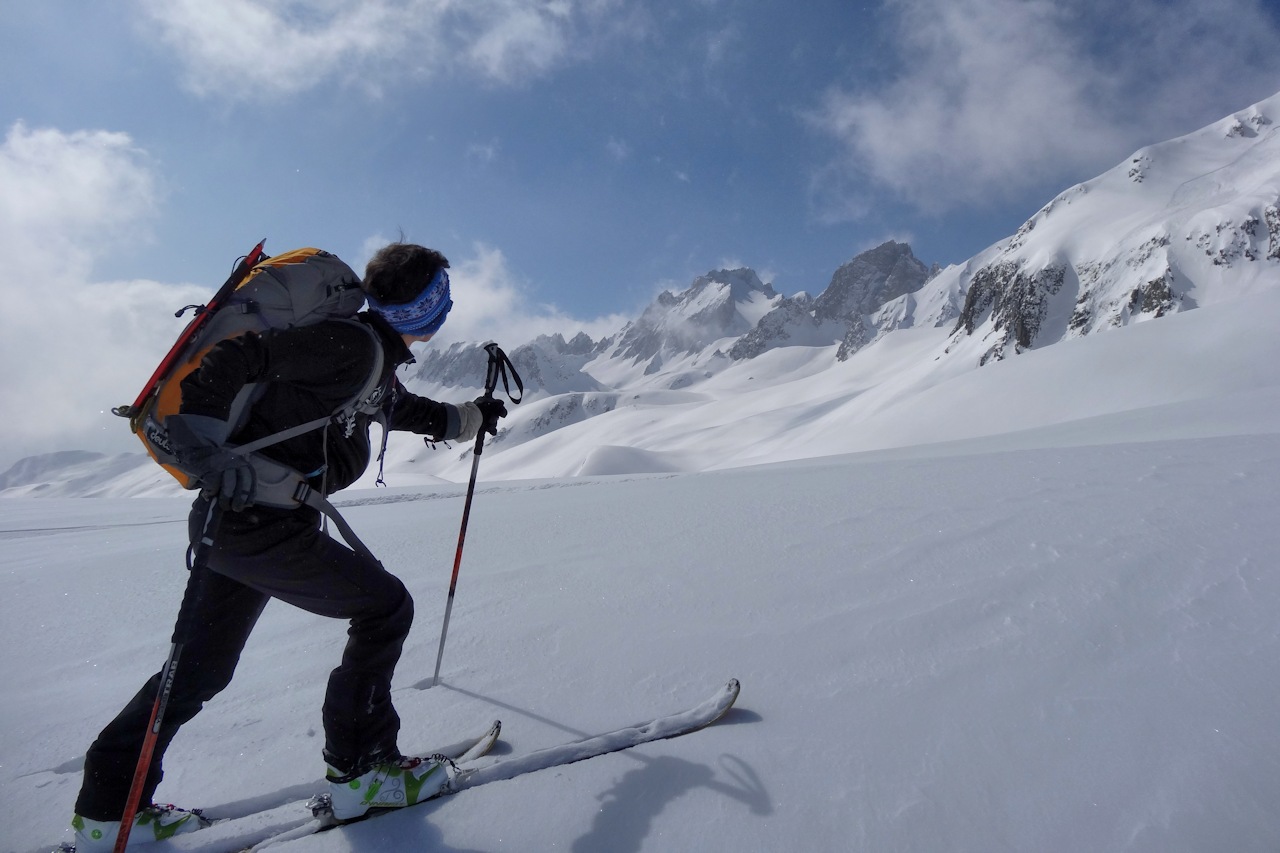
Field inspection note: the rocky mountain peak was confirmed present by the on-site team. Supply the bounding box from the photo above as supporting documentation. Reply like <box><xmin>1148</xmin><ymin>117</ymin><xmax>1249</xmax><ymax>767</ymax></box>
<box><xmin>813</xmin><ymin>240</ymin><xmax>933</xmax><ymax>323</ymax></box>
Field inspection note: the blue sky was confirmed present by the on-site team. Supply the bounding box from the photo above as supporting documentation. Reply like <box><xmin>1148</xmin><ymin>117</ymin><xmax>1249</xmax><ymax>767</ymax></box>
<box><xmin>2</xmin><ymin>0</ymin><xmax>1280</xmax><ymax>464</ymax></box>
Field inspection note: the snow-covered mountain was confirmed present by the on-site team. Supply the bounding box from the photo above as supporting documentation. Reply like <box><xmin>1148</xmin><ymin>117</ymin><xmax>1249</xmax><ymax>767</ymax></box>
<box><xmin>4</xmin><ymin>90</ymin><xmax>1279</xmax><ymax>496</ymax></box>
<box><xmin>732</xmin><ymin>240</ymin><xmax>938</xmax><ymax>361</ymax></box>
<box><xmin>615</xmin><ymin>267</ymin><xmax>781</xmax><ymax>362</ymax></box>
<box><xmin>940</xmin><ymin>94</ymin><xmax>1280</xmax><ymax>364</ymax></box>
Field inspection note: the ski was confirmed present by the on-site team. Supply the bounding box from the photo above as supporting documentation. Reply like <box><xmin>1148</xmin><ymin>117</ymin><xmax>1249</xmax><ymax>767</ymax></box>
<box><xmin>289</xmin><ymin>679</ymin><xmax>740</xmax><ymax>846</ymax></box>
<box><xmin>448</xmin><ymin>677</ymin><xmax>739</xmax><ymax>793</ymax></box>
<box><xmin>56</xmin><ymin>680</ymin><xmax>740</xmax><ymax>852</ymax></box>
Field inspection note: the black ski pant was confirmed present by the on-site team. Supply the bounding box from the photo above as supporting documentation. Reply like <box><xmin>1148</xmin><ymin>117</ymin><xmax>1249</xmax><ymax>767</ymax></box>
<box><xmin>74</xmin><ymin>499</ymin><xmax>414</xmax><ymax>821</ymax></box>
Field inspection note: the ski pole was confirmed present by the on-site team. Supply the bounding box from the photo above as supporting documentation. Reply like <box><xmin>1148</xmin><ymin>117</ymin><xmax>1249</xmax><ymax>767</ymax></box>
<box><xmin>431</xmin><ymin>343</ymin><xmax>522</xmax><ymax>687</ymax></box>
<box><xmin>114</xmin><ymin>502</ymin><xmax>218</xmax><ymax>852</ymax></box>
<box><xmin>113</xmin><ymin>644</ymin><xmax>181</xmax><ymax>853</ymax></box>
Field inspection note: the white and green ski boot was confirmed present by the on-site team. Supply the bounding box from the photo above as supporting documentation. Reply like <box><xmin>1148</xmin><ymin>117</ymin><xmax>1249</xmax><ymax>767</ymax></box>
<box><xmin>67</xmin><ymin>804</ymin><xmax>209</xmax><ymax>851</ymax></box>
<box><xmin>325</xmin><ymin>753</ymin><xmax>457</xmax><ymax>821</ymax></box>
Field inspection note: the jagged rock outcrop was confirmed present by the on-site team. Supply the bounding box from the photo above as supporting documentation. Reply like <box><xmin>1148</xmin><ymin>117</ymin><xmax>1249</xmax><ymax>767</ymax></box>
<box><xmin>954</xmin><ymin>262</ymin><xmax>1066</xmax><ymax>362</ymax></box>
<box><xmin>409</xmin><ymin>341</ymin><xmax>493</xmax><ymax>387</ymax></box>
<box><xmin>1266</xmin><ymin>204</ymin><xmax>1280</xmax><ymax>261</ymax></box>
<box><xmin>731</xmin><ymin>241</ymin><xmax>935</xmax><ymax>362</ymax></box>
<box><xmin>508</xmin><ymin>332</ymin><xmax>606</xmax><ymax>395</ymax></box>
<box><xmin>728</xmin><ymin>294</ymin><xmax>819</xmax><ymax>360</ymax></box>
<box><xmin>814</xmin><ymin>241</ymin><xmax>932</xmax><ymax>324</ymax></box>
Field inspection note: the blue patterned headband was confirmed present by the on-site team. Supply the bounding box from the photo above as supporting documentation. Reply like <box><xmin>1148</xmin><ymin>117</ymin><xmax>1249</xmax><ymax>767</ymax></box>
<box><xmin>368</xmin><ymin>267</ymin><xmax>452</xmax><ymax>336</ymax></box>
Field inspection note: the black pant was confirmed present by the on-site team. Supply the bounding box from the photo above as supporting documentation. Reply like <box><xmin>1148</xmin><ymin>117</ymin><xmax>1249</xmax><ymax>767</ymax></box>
<box><xmin>74</xmin><ymin>499</ymin><xmax>413</xmax><ymax>821</ymax></box>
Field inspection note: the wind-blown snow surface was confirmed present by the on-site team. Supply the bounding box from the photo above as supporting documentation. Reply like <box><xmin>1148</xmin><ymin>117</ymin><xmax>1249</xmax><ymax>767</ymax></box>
<box><xmin>3</xmin><ymin>287</ymin><xmax>1280</xmax><ymax>851</ymax></box>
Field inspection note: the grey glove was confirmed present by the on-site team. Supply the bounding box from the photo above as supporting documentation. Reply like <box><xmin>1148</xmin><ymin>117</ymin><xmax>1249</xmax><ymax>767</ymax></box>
<box><xmin>166</xmin><ymin>414</ymin><xmax>256</xmax><ymax>512</ymax></box>
<box><xmin>450</xmin><ymin>401</ymin><xmax>484</xmax><ymax>443</ymax></box>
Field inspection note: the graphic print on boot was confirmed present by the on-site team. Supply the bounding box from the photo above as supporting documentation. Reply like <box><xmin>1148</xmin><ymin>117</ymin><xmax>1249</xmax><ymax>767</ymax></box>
<box><xmin>326</xmin><ymin>754</ymin><xmax>457</xmax><ymax>821</ymax></box>
<box><xmin>68</xmin><ymin>804</ymin><xmax>210</xmax><ymax>851</ymax></box>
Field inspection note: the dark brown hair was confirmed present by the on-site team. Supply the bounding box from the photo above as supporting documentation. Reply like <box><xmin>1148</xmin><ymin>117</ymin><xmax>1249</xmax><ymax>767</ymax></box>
<box><xmin>362</xmin><ymin>243</ymin><xmax>450</xmax><ymax>305</ymax></box>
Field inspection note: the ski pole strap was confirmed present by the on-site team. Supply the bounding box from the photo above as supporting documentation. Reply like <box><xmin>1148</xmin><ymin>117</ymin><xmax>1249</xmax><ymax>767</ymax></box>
<box><xmin>482</xmin><ymin>342</ymin><xmax>523</xmax><ymax>403</ymax></box>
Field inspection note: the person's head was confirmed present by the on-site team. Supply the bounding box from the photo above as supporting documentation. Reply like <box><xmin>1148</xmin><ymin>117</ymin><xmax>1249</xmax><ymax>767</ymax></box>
<box><xmin>363</xmin><ymin>243</ymin><xmax>452</xmax><ymax>339</ymax></box>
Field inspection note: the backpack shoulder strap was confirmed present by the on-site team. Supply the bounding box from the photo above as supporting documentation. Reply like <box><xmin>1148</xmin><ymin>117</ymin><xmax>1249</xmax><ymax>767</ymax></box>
<box><xmin>227</xmin><ymin>319</ymin><xmax>385</xmax><ymax>457</ymax></box>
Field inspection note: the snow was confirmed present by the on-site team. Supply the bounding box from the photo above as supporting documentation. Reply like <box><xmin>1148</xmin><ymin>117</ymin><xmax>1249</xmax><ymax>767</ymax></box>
<box><xmin>4</xmin><ymin>279</ymin><xmax>1280</xmax><ymax>852</ymax></box>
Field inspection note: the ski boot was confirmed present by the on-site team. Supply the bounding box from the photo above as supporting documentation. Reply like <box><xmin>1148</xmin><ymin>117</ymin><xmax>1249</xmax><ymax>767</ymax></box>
<box><xmin>66</xmin><ymin>804</ymin><xmax>209</xmax><ymax>851</ymax></box>
<box><xmin>324</xmin><ymin>753</ymin><xmax>458</xmax><ymax>821</ymax></box>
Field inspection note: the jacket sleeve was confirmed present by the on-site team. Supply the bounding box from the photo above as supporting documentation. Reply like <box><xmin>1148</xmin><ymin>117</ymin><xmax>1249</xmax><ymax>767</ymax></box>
<box><xmin>387</xmin><ymin>380</ymin><xmax>466</xmax><ymax>441</ymax></box>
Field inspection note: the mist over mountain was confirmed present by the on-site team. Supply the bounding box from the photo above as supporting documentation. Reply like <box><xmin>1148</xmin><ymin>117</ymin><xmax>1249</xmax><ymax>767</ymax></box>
<box><xmin>4</xmin><ymin>90</ymin><xmax>1279</xmax><ymax>496</ymax></box>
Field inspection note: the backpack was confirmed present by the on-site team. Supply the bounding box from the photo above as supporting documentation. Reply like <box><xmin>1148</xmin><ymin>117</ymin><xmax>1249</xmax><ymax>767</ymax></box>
<box><xmin>115</xmin><ymin>243</ymin><xmax>386</xmax><ymax>555</ymax></box>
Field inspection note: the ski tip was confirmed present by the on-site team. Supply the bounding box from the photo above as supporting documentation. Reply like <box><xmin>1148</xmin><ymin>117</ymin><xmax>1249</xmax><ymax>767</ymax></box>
<box><xmin>702</xmin><ymin>679</ymin><xmax>741</xmax><ymax>723</ymax></box>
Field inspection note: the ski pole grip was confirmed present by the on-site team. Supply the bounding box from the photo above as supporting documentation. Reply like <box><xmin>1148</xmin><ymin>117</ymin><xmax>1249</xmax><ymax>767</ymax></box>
<box><xmin>481</xmin><ymin>342</ymin><xmax>524</xmax><ymax>404</ymax></box>
<box><xmin>482</xmin><ymin>342</ymin><xmax>501</xmax><ymax>399</ymax></box>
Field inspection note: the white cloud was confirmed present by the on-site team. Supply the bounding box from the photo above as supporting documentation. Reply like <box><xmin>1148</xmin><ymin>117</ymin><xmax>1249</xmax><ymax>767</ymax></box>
<box><xmin>425</xmin><ymin>242</ymin><xmax>628</xmax><ymax>350</ymax></box>
<box><xmin>461</xmin><ymin>2</ymin><xmax>570</xmax><ymax>83</ymax></box>
<box><xmin>0</xmin><ymin>122</ymin><xmax>209</xmax><ymax>466</ymax></box>
<box><xmin>135</xmin><ymin>0</ymin><xmax>627</xmax><ymax>99</ymax></box>
<box><xmin>810</xmin><ymin>0</ymin><xmax>1280</xmax><ymax>213</ymax></box>
<box><xmin>0</xmin><ymin>123</ymin><xmax>157</xmax><ymax>269</ymax></box>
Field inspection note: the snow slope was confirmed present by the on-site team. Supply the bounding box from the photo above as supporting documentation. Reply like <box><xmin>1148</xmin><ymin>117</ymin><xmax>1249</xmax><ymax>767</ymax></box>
<box><xmin>3</xmin><ymin>282</ymin><xmax>1280</xmax><ymax>852</ymax></box>
<box><xmin>382</xmin><ymin>285</ymin><xmax>1280</xmax><ymax>482</ymax></box>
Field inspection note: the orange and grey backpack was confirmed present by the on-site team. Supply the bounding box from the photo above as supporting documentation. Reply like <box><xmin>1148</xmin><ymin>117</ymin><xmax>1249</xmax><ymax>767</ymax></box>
<box><xmin>114</xmin><ymin>242</ymin><xmax>385</xmax><ymax>555</ymax></box>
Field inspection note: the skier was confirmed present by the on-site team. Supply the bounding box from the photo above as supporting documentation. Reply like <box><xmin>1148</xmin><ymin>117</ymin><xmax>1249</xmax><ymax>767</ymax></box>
<box><xmin>69</xmin><ymin>243</ymin><xmax>508</xmax><ymax>850</ymax></box>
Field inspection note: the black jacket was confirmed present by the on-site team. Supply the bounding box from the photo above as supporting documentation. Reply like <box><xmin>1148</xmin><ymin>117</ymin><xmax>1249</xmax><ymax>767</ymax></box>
<box><xmin>179</xmin><ymin>311</ymin><xmax>456</xmax><ymax>494</ymax></box>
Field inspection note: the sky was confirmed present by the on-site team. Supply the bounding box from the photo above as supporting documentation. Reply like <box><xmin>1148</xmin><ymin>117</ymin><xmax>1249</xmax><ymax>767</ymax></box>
<box><xmin>2</xmin><ymin>0</ymin><xmax>1280</xmax><ymax>466</ymax></box>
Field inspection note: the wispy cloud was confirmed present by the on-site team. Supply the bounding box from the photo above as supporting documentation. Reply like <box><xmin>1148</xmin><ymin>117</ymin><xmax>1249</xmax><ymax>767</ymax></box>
<box><xmin>135</xmin><ymin>0</ymin><xmax>632</xmax><ymax>100</ymax></box>
<box><xmin>467</xmin><ymin>138</ymin><xmax>502</xmax><ymax>164</ymax></box>
<box><xmin>605</xmin><ymin>136</ymin><xmax>630</xmax><ymax>161</ymax></box>
<box><xmin>809</xmin><ymin>0</ymin><xmax>1280</xmax><ymax>214</ymax></box>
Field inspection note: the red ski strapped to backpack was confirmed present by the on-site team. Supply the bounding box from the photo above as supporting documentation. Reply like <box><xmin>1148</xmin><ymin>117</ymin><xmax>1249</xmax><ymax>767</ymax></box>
<box><xmin>113</xmin><ymin>242</ymin><xmax>383</xmax><ymax>491</ymax></box>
